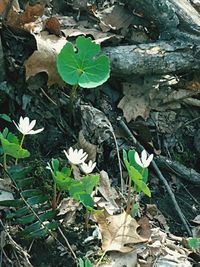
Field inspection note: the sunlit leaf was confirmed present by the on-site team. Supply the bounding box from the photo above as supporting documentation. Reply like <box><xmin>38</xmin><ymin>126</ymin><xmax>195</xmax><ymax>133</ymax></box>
<box><xmin>57</xmin><ymin>36</ymin><xmax>110</xmax><ymax>88</ymax></box>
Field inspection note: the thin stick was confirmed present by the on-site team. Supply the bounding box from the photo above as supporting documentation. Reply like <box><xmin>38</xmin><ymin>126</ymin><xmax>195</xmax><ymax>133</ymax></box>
<box><xmin>58</xmin><ymin>227</ymin><xmax>77</xmax><ymax>262</ymax></box>
<box><xmin>107</xmin><ymin>120</ymin><xmax>124</xmax><ymax>194</ymax></box>
<box><xmin>118</xmin><ymin>118</ymin><xmax>192</xmax><ymax>236</ymax></box>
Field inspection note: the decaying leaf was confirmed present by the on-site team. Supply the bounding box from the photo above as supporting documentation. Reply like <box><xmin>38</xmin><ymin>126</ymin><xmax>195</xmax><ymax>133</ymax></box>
<box><xmin>118</xmin><ymin>82</ymin><xmax>151</xmax><ymax>122</ymax></box>
<box><xmin>100</xmin><ymin>251</ymin><xmax>138</xmax><ymax>267</ymax></box>
<box><xmin>24</xmin><ymin>31</ymin><xmax>66</xmax><ymax>87</ymax></box>
<box><xmin>62</xmin><ymin>25</ymin><xmax>122</xmax><ymax>45</ymax></box>
<box><xmin>93</xmin><ymin>4</ymin><xmax>133</xmax><ymax>32</ymax></box>
<box><xmin>94</xmin><ymin>211</ymin><xmax>147</xmax><ymax>253</ymax></box>
<box><xmin>118</xmin><ymin>75</ymin><xmax>200</xmax><ymax>122</ymax></box>
<box><xmin>96</xmin><ymin>170</ymin><xmax>120</xmax><ymax>215</ymax></box>
<box><xmin>0</xmin><ymin>0</ymin><xmax>20</xmax><ymax>15</ymax></box>
<box><xmin>3</xmin><ymin>2</ymin><xmax>44</xmax><ymax>30</ymax></box>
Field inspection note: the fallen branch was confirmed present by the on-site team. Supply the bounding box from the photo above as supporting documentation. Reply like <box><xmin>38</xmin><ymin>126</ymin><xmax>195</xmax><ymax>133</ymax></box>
<box><xmin>155</xmin><ymin>155</ymin><xmax>200</xmax><ymax>185</ymax></box>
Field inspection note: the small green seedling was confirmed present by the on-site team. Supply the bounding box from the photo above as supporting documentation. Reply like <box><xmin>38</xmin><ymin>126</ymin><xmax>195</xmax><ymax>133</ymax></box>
<box><xmin>123</xmin><ymin>149</ymin><xmax>152</xmax><ymax>215</ymax></box>
<box><xmin>57</xmin><ymin>36</ymin><xmax>110</xmax><ymax>107</ymax></box>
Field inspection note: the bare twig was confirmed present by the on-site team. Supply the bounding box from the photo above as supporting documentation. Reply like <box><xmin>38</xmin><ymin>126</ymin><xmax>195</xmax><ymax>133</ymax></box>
<box><xmin>118</xmin><ymin>118</ymin><xmax>192</xmax><ymax>236</ymax></box>
<box><xmin>58</xmin><ymin>227</ymin><xmax>77</xmax><ymax>263</ymax></box>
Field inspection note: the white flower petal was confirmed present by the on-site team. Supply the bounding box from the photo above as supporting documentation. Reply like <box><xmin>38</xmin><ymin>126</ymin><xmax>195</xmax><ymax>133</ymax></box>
<box><xmin>80</xmin><ymin>160</ymin><xmax>96</xmax><ymax>174</ymax></box>
<box><xmin>27</xmin><ymin>119</ymin><xmax>36</xmax><ymax>132</ymax></box>
<box><xmin>28</xmin><ymin>128</ymin><xmax>44</xmax><ymax>135</ymax></box>
<box><xmin>134</xmin><ymin>151</ymin><xmax>143</xmax><ymax>167</ymax></box>
<box><xmin>141</xmin><ymin>150</ymin><xmax>148</xmax><ymax>166</ymax></box>
<box><xmin>14</xmin><ymin>116</ymin><xmax>44</xmax><ymax>136</ymax></box>
<box><xmin>143</xmin><ymin>153</ymin><xmax>154</xmax><ymax>168</ymax></box>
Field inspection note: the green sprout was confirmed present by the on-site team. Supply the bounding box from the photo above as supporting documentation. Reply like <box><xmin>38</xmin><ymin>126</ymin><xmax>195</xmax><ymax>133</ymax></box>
<box><xmin>57</xmin><ymin>36</ymin><xmax>110</xmax><ymax>107</ymax></box>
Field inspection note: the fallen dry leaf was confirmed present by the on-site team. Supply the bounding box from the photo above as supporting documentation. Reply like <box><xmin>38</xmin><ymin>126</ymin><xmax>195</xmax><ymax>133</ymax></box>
<box><xmin>94</xmin><ymin>211</ymin><xmax>147</xmax><ymax>253</ymax></box>
<box><xmin>118</xmin><ymin>75</ymin><xmax>199</xmax><ymax>122</ymax></box>
<box><xmin>138</xmin><ymin>228</ymin><xmax>192</xmax><ymax>267</ymax></box>
<box><xmin>3</xmin><ymin>2</ymin><xmax>44</xmax><ymax>30</ymax></box>
<box><xmin>118</xmin><ymin>82</ymin><xmax>151</xmax><ymax>122</ymax></box>
<box><xmin>96</xmin><ymin>170</ymin><xmax>120</xmax><ymax>215</ymax></box>
<box><xmin>0</xmin><ymin>0</ymin><xmax>20</xmax><ymax>15</ymax></box>
<box><xmin>100</xmin><ymin>251</ymin><xmax>138</xmax><ymax>267</ymax></box>
<box><xmin>62</xmin><ymin>25</ymin><xmax>122</xmax><ymax>45</ymax></box>
<box><xmin>24</xmin><ymin>31</ymin><xmax>66</xmax><ymax>87</ymax></box>
<box><xmin>93</xmin><ymin>4</ymin><xmax>133</xmax><ymax>32</ymax></box>
<box><xmin>44</xmin><ymin>17</ymin><xmax>61</xmax><ymax>36</ymax></box>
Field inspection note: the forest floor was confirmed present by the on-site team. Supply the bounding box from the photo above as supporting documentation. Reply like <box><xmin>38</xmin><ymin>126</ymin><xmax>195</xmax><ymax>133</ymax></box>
<box><xmin>0</xmin><ymin>0</ymin><xmax>200</xmax><ymax>266</ymax></box>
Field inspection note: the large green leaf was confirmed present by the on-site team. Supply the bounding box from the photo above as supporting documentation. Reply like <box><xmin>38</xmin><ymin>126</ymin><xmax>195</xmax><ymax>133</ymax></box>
<box><xmin>57</xmin><ymin>36</ymin><xmax>110</xmax><ymax>88</ymax></box>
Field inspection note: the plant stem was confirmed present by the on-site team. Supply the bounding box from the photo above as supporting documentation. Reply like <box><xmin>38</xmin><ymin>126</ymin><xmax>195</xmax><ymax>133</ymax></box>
<box><xmin>52</xmin><ymin>182</ymin><xmax>57</xmax><ymax>209</ymax></box>
<box><xmin>15</xmin><ymin>134</ymin><xmax>25</xmax><ymax>165</ymax></box>
<box><xmin>70</xmin><ymin>84</ymin><xmax>79</xmax><ymax>107</ymax></box>
<box><xmin>3</xmin><ymin>153</ymin><xmax>7</xmax><ymax>171</ymax></box>
<box><xmin>126</xmin><ymin>174</ymin><xmax>132</xmax><ymax>214</ymax></box>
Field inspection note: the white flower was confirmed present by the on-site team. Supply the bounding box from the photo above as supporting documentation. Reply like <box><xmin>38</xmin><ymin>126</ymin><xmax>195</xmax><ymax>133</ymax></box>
<box><xmin>13</xmin><ymin>116</ymin><xmax>44</xmax><ymax>135</ymax></box>
<box><xmin>134</xmin><ymin>150</ymin><xmax>153</xmax><ymax>168</ymax></box>
<box><xmin>80</xmin><ymin>160</ymin><xmax>96</xmax><ymax>174</ymax></box>
<box><xmin>64</xmin><ymin>147</ymin><xmax>88</xmax><ymax>165</ymax></box>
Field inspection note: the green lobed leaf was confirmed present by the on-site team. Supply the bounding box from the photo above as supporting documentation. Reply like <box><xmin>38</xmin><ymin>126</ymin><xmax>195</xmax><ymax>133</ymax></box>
<box><xmin>0</xmin><ymin>136</ymin><xmax>30</xmax><ymax>159</ymax></box>
<box><xmin>54</xmin><ymin>171</ymin><xmax>73</xmax><ymax>191</ymax></box>
<box><xmin>57</xmin><ymin>36</ymin><xmax>110</xmax><ymax>88</ymax></box>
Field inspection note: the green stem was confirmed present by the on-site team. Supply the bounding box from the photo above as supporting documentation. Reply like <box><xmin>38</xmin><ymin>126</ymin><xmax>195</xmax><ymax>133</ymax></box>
<box><xmin>15</xmin><ymin>134</ymin><xmax>25</xmax><ymax>165</ymax></box>
<box><xmin>70</xmin><ymin>84</ymin><xmax>79</xmax><ymax>107</ymax></box>
<box><xmin>3</xmin><ymin>153</ymin><xmax>7</xmax><ymax>171</ymax></box>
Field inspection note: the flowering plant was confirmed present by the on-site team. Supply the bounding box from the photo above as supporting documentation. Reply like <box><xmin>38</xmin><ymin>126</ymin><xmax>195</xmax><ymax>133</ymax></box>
<box><xmin>123</xmin><ymin>149</ymin><xmax>153</xmax><ymax>215</ymax></box>
<box><xmin>48</xmin><ymin>147</ymin><xmax>98</xmax><ymax>209</ymax></box>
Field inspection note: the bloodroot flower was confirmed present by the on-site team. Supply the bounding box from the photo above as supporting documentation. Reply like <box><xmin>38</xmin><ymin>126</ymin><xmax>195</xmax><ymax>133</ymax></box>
<box><xmin>13</xmin><ymin>116</ymin><xmax>44</xmax><ymax>135</ymax></box>
<box><xmin>134</xmin><ymin>150</ymin><xmax>153</xmax><ymax>168</ymax></box>
<box><xmin>80</xmin><ymin>160</ymin><xmax>96</xmax><ymax>174</ymax></box>
<box><xmin>64</xmin><ymin>147</ymin><xmax>88</xmax><ymax>165</ymax></box>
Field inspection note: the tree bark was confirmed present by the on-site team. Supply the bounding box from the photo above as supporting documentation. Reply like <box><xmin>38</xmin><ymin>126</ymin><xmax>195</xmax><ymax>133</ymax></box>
<box><xmin>102</xmin><ymin>0</ymin><xmax>200</xmax><ymax>78</ymax></box>
<box><xmin>103</xmin><ymin>41</ymin><xmax>200</xmax><ymax>78</ymax></box>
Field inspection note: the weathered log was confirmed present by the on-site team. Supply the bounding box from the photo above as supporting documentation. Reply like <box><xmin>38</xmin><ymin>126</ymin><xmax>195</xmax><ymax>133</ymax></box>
<box><xmin>103</xmin><ymin>41</ymin><xmax>200</xmax><ymax>78</ymax></box>
<box><xmin>125</xmin><ymin>0</ymin><xmax>200</xmax><ymax>36</ymax></box>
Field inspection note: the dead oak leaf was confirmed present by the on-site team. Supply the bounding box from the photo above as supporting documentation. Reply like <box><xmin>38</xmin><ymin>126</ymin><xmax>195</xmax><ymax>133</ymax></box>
<box><xmin>118</xmin><ymin>82</ymin><xmax>151</xmax><ymax>122</ymax></box>
<box><xmin>24</xmin><ymin>31</ymin><xmax>66</xmax><ymax>87</ymax></box>
<box><xmin>94</xmin><ymin>211</ymin><xmax>147</xmax><ymax>253</ymax></box>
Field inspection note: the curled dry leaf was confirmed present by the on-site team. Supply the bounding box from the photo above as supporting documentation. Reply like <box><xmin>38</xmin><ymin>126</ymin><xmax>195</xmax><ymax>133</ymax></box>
<box><xmin>96</xmin><ymin>170</ymin><xmax>120</xmax><ymax>215</ymax></box>
<box><xmin>94</xmin><ymin>211</ymin><xmax>147</xmax><ymax>253</ymax></box>
<box><xmin>2</xmin><ymin>2</ymin><xmax>44</xmax><ymax>30</ymax></box>
<box><xmin>44</xmin><ymin>17</ymin><xmax>61</xmax><ymax>36</ymax></box>
<box><xmin>24</xmin><ymin>31</ymin><xmax>66</xmax><ymax>87</ymax></box>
